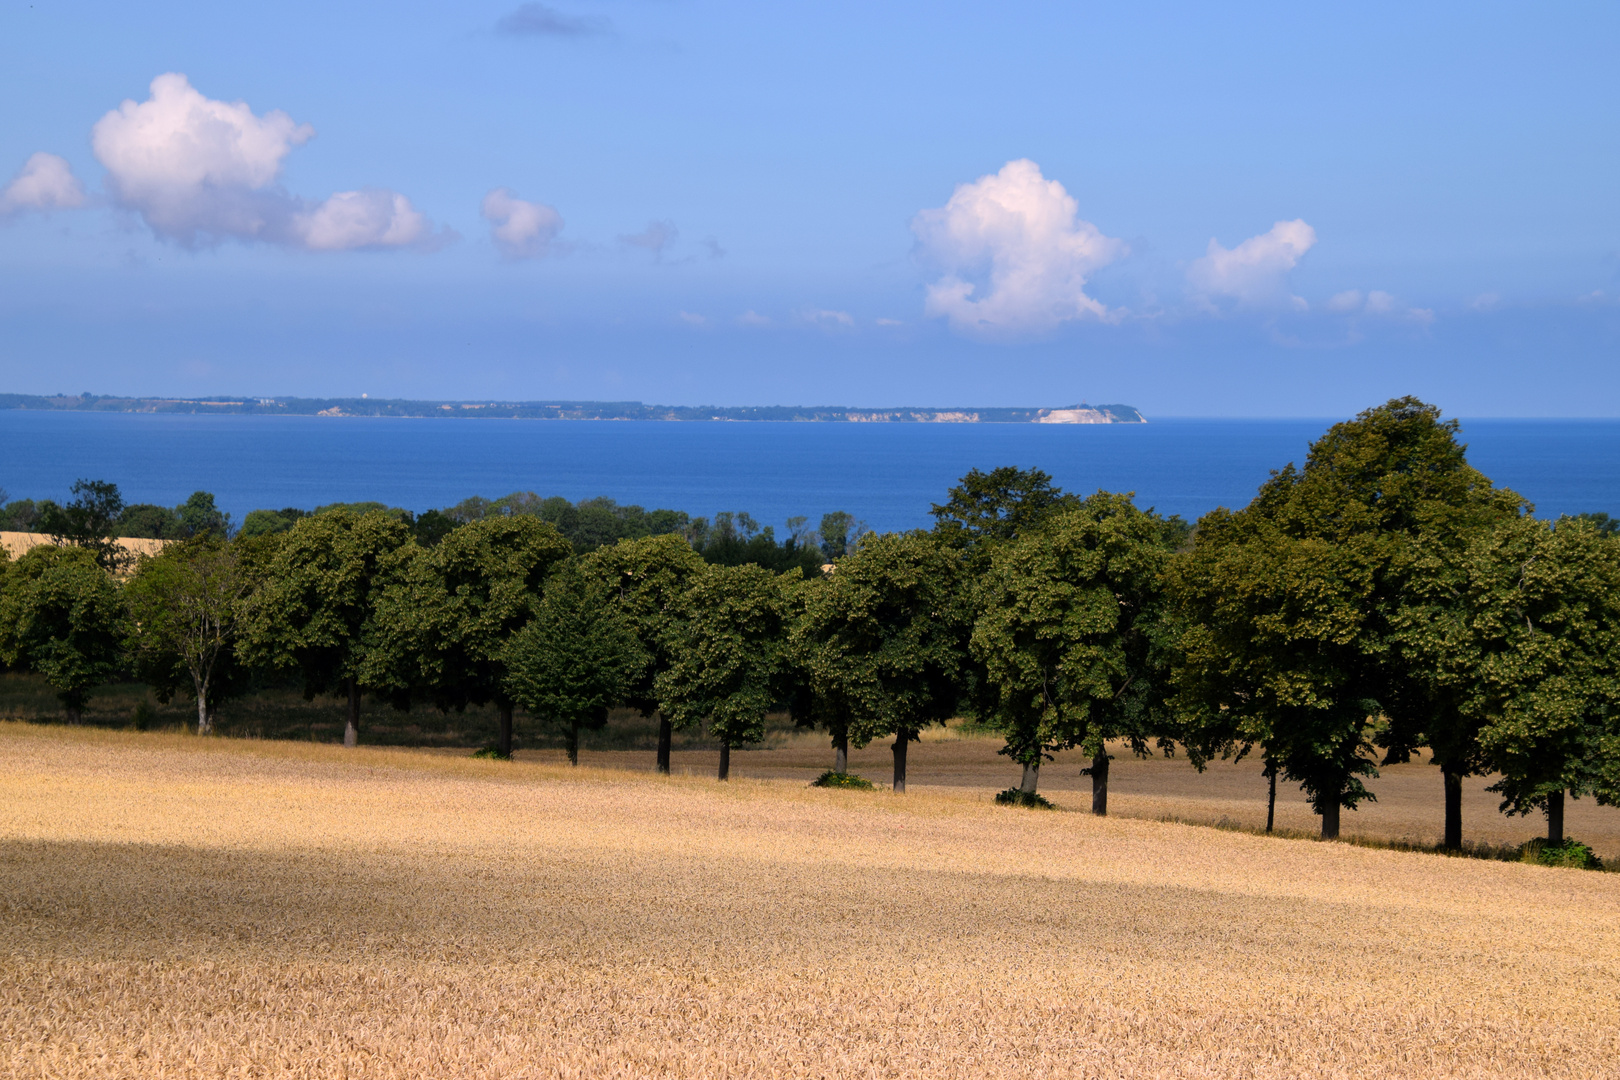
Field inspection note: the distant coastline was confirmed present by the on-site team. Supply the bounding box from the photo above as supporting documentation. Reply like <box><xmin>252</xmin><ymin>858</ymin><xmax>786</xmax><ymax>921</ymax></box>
<box><xmin>0</xmin><ymin>394</ymin><xmax>1146</xmax><ymax>424</ymax></box>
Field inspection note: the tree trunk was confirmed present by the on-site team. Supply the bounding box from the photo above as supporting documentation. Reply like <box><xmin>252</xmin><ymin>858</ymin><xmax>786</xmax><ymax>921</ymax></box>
<box><xmin>493</xmin><ymin>701</ymin><xmax>514</xmax><ymax>759</ymax></box>
<box><xmin>195</xmin><ymin>685</ymin><xmax>211</xmax><ymax>736</ymax></box>
<box><xmin>565</xmin><ymin>721</ymin><xmax>579</xmax><ymax>766</ymax></box>
<box><xmin>344</xmin><ymin>678</ymin><xmax>360</xmax><ymax>748</ymax></box>
<box><xmin>1265</xmin><ymin>762</ymin><xmax>1277</xmax><ymax>833</ymax></box>
<box><xmin>1090</xmin><ymin>752</ymin><xmax>1110</xmax><ymax>816</ymax></box>
<box><xmin>1442</xmin><ymin>765</ymin><xmax>1463</xmax><ymax>849</ymax></box>
<box><xmin>656</xmin><ymin>713</ymin><xmax>672</xmax><ymax>774</ymax></box>
<box><xmin>64</xmin><ymin>703</ymin><xmax>81</xmax><ymax>725</ymax></box>
<box><xmin>1321</xmin><ymin>800</ymin><xmax>1340</xmax><ymax>840</ymax></box>
<box><xmin>1546</xmin><ymin>790</ymin><xmax>1565</xmax><ymax>846</ymax></box>
<box><xmin>718</xmin><ymin>743</ymin><xmax>731</xmax><ymax>781</ymax></box>
<box><xmin>892</xmin><ymin>728</ymin><xmax>910</xmax><ymax>793</ymax></box>
<box><xmin>1020</xmin><ymin>760</ymin><xmax>1039</xmax><ymax>794</ymax></box>
<box><xmin>834</xmin><ymin>727</ymin><xmax>848</xmax><ymax>774</ymax></box>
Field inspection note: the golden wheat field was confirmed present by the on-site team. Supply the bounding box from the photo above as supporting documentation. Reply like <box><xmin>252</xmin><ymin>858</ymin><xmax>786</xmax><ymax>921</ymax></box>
<box><xmin>3</xmin><ymin>723</ymin><xmax>1619</xmax><ymax>1079</ymax></box>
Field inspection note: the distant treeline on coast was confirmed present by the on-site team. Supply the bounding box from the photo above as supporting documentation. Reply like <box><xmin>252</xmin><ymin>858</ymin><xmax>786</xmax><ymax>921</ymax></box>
<box><xmin>0</xmin><ymin>393</ymin><xmax>1146</xmax><ymax>424</ymax></box>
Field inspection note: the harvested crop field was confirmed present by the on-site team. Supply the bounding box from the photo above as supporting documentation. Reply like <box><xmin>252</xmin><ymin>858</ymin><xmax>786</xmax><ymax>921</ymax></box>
<box><xmin>2</xmin><ymin>724</ymin><xmax>1618</xmax><ymax>1078</ymax></box>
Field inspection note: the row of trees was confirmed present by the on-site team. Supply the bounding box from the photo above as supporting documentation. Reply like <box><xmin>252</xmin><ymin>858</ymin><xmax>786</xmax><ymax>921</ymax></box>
<box><xmin>3</xmin><ymin>398</ymin><xmax>1619</xmax><ymax>849</ymax></box>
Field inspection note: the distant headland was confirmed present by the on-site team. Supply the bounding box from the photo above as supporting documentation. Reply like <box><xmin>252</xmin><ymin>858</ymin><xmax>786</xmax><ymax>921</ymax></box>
<box><xmin>0</xmin><ymin>394</ymin><xmax>1146</xmax><ymax>424</ymax></box>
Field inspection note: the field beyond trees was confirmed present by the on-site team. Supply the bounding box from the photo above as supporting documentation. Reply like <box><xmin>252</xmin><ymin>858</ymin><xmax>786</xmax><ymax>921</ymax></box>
<box><xmin>3</xmin><ymin>724</ymin><xmax>1617</xmax><ymax>1078</ymax></box>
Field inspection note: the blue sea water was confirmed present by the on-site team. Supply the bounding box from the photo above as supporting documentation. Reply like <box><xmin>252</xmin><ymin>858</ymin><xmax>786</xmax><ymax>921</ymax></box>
<box><xmin>1</xmin><ymin>411</ymin><xmax>1615</xmax><ymax>534</ymax></box>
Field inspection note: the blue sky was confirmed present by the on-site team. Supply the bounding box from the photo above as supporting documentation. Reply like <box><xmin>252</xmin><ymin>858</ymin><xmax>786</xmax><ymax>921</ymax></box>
<box><xmin>1</xmin><ymin>1</ymin><xmax>1616</xmax><ymax>416</ymax></box>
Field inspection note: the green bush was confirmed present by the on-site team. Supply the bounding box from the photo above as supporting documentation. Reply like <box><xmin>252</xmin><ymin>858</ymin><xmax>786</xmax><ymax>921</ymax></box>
<box><xmin>471</xmin><ymin>745</ymin><xmax>511</xmax><ymax>761</ymax></box>
<box><xmin>1521</xmin><ymin>838</ymin><xmax>1604</xmax><ymax>870</ymax></box>
<box><xmin>995</xmin><ymin>787</ymin><xmax>1056</xmax><ymax>810</ymax></box>
<box><xmin>810</xmin><ymin>770</ymin><xmax>875</xmax><ymax>789</ymax></box>
<box><xmin>131</xmin><ymin>700</ymin><xmax>157</xmax><ymax>731</ymax></box>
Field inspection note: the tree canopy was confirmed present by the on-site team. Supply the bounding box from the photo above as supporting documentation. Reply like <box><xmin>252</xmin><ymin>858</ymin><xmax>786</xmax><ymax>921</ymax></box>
<box><xmin>972</xmin><ymin>492</ymin><xmax>1179</xmax><ymax>808</ymax></box>
<box><xmin>0</xmin><ymin>545</ymin><xmax>125</xmax><ymax>722</ymax></box>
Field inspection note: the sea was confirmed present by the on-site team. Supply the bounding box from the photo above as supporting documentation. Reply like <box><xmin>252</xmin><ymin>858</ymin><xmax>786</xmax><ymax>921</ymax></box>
<box><xmin>1</xmin><ymin>411</ymin><xmax>1616</xmax><ymax>534</ymax></box>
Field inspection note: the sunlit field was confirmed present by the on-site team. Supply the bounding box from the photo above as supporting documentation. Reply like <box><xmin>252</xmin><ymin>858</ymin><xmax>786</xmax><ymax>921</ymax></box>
<box><xmin>3</xmin><ymin>723</ymin><xmax>1618</xmax><ymax>1078</ymax></box>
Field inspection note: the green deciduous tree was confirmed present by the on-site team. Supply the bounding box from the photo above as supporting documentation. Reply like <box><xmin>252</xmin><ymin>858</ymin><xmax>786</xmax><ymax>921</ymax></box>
<box><xmin>39</xmin><ymin>479</ymin><xmax>128</xmax><ymax>572</ymax></box>
<box><xmin>1171</xmin><ymin>397</ymin><xmax>1523</xmax><ymax>839</ymax></box>
<box><xmin>239</xmin><ymin>509</ymin><xmax>413</xmax><ymax>747</ymax></box>
<box><xmin>366</xmin><ymin>516</ymin><xmax>573</xmax><ymax>757</ymax></box>
<box><xmin>0</xmin><ymin>545</ymin><xmax>125</xmax><ymax>722</ymax></box>
<box><xmin>124</xmin><ymin>539</ymin><xmax>251</xmax><ymax>735</ymax></box>
<box><xmin>794</xmin><ymin>532</ymin><xmax>967</xmax><ymax>792</ymax></box>
<box><xmin>577</xmin><ymin>533</ymin><xmax>709</xmax><ymax>772</ymax></box>
<box><xmin>658</xmin><ymin>563</ymin><xmax>793</xmax><ymax>780</ymax></box>
<box><xmin>503</xmin><ymin>566</ymin><xmax>646</xmax><ymax>765</ymax></box>
<box><xmin>931</xmin><ymin>466</ymin><xmax>1077</xmax><ymax>563</ymax></box>
<box><xmin>972</xmin><ymin>493</ymin><xmax>1179</xmax><ymax>809</ymax></box>
<box><xmin>1422</xmin><ymin>516</ymin><xmax>1620</xmax><ymax>844</ymax></box>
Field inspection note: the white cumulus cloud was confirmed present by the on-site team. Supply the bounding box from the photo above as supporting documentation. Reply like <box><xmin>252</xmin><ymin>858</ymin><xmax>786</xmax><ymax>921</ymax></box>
<box><xmin>1187</xmin><ymin>219</ymin><xmax>1316</xmax><ymax>309</ymax></box>
<box><xmin>1</xmin><ymin>152</ymin><xmax>87</xmax><ymax>216</ymax></box>
<box><xmin>912</xmin><ymin>159</ymin><xmax>1125</xmax><ymax>335</ymax></box>
<box><xmin>90</xmin><ymin>73</ymin><xmax>440</xmax><ymax>251</ymax></box>
<box><xmin>481</xmin><ymin>188</ymin><xmax>564</xmax><ymax>259</ymax></box>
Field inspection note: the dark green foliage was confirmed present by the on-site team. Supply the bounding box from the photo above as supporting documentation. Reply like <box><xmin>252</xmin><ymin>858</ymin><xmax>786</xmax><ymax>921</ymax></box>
<box><xmin>172</xmin><ymin>491</ymin><xmax>233</xmax><ymax>538</ymax></box>
<box><xmin>471</xmin><ymin>745</ymin><xmax>511</xmax><ymax>760</ymax></box>
<box><xmin>238</xmin><ymin>508</ymin><xmax>308</xmax><ymax>539</ymax></box>
<box><xmin>810</xmin><ymin>770</ymin><xmax>875</xmax><ymax>789</ymax></box>
<box><xmin>115</xmin><ymin>503</ymin><xmax>180</xmax><ymax>539</ymax></box>
<box><xmin>38</xmin><ymin>479</ymin><xmax>127</xmax><ymax>570</ymax></box>
<box><xmin>1572</xmin><ymin>512</ymin><xmax>1620</xmax><ymax>536</ymax></box>
<box><xmin>364</xmin><ymin>515</ymin><xmax>574</xmax><ymax>755</ymax></box>
<box><xmin>238</xmin><ymin>508</ymin><xmax>415</xmax><ymax>745</ymax></box>
<box><xmin>124</xmin><ymin>538</ymin><xmax>252</xmax><ymax>734</ymax></box>
<box><xmin>1464</xmin><ymin>518</ymin><xmax>1620</xmax><ymax>822</ymax></box>
<box><xmin>0</xmin><ymin>545</ymin><xmax>125</xmax><ymax>721</ymax></box>
<box><xmin>1522</xmin><ymin>837</ymin><xmax>1604</xmax><ymax>869</ymax></box>
<box><xmin>972</xmin><ymin>492</ymin><xmax>1180</xmax><ymax>791</ymax></box>
<box><xmin>818</xmin><ymin>511</ymin><xmax>868</xmax><ymax>561</ymax></box>
<box><xmin>577</xmin><ymin>533</ymin><xmax>709</xmax><ymax>718</ymax></box>
<box><xmin>411</xmin><ymin>508</ymin><xmax>456</xmax><ymax>546</ymax></box>
<box><xmin>1171</xmin><ymin>398</ymin><xmax>1527</xmax><ymax>838</ymax></box>
<box><xmin>504</xmin><ymin>566</ymin><xmax>646</xmax><ymax>765</ymax></box>
<box><xmin>0</xmin><ymin>498</ymin><xmax>43</xmax><ymax>533</ymax></box>
<box><xmin>931</xmin><ymin>466</ymin><xmax>1078</xmax><ymax>559</ymax></box>
<box><xmin>995</xmin><ymin>787</ymin><xmax>1056</xmax><ymax>809</ymax></box>
<box><xmin>444</xmin><ymin>492</ymin><xmax>691</xmax><ymax>554</ymax></box>
<box><xmin>658</xmin><ymin>563</ymin><xmax>794</xmax><ymax>760</ymax></box>
<box><xmin>794</xmin><ymin>531</ymin><xmax>968</xmax><ymax>751</ymax></box>
<box><xmin>131</xmin><ymin>699</ymin><xmax>156</xmax><ymax>730</ymax></box>
<box><xmin>686</xmin><ymin>511</ymin><xmax>825</xmax><ymax>577</ymax></box>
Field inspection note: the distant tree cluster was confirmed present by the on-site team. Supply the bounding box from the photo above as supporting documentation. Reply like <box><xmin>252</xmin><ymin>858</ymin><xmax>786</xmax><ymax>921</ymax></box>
<box><xmin>5</xmin><ymin>398</ymin><xmax>1620</xmax><ymax>857</ymax></box>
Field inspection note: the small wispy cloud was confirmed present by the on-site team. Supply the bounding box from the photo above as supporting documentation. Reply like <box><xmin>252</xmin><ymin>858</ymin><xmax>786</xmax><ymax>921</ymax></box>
<box><xmin>481</xmin><ymin>188</ymin><xmax>563</xmax><ymax>260</ymax></box>
<box><xmin>736</xmin><ymin>310</ymin><xmax>771</xmax><ymax>327</ymax></box>
<box><xmin>496</xmin><ymin>3</ymin><xmax>611</xmax><ymax>37</ymax></box>
<box><xmin>677</xmin><ymin>310</ymin><xmax>707</xmax><ymax>326</ymax></box>
<box><xmin>801</xmin><ymin>308</ymin><xmax>855</xmax><ymax>329</ymax></box>
<box><xmin>1325</xmin><ymin>287</ymin><xmax>1433</xmax><ymax>324</ymax></box>
<box><xmin>619</xmin><ymin>219</ymin><xmax>678</xmax><ymax>261</ymax></box>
